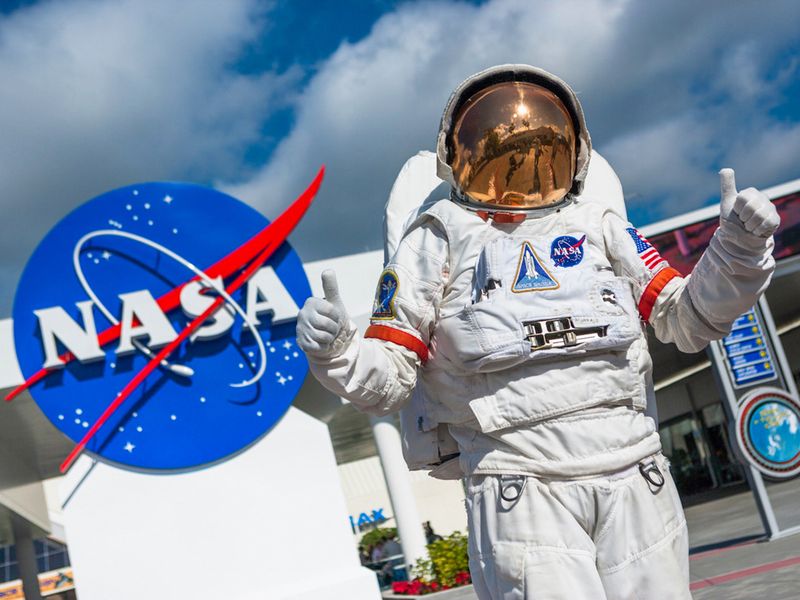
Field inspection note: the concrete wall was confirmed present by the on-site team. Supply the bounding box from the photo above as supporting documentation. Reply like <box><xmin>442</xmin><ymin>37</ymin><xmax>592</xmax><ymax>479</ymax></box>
<box><xmin>0</xmin><ymin>482</ymin><xmax>50</xmax><ymax>537</ymax></box>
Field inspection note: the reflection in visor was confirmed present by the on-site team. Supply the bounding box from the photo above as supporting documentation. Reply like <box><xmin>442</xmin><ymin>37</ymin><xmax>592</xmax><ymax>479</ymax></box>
<box><xmin>450</xmin><ymin>81</ymin><xmax>577</xmax><ymax>210</ymax></box>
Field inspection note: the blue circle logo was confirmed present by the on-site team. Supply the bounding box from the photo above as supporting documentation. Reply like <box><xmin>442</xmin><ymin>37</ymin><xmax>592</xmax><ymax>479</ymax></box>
<box><xmin>12</xmin><ymin>182</ymin><xmax>314</xmax><ymax>472</ymax></box>
<box><xmin>736</xmin><ymin>387</ymin><xmax>800</xmax><ymax>479</ymax></box>
<box><xmin>550</xmin><ymin>235</ymin><xmax>586</xmax><ymax>267</ymax></box>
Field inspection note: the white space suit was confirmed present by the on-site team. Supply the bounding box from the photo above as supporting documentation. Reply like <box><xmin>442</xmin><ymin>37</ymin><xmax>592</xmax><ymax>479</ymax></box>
<box><xmin>297</xmin><ymin>65</ymin><xmax>779</xmax><ymax>599</ymax></box>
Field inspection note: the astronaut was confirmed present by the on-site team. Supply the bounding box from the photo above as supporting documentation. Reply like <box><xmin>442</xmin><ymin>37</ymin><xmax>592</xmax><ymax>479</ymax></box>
<box><xmin>296</xmin><ymin>65</ymin><xmax>779</xmax><ymax>599</ymax></box>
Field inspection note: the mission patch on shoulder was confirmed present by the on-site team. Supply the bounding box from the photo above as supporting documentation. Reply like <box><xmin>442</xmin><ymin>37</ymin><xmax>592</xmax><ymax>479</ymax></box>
<box><xmin>372</xmin><ymin>269</ymin><xmax>399</xmax><ymax>319</ymax></box>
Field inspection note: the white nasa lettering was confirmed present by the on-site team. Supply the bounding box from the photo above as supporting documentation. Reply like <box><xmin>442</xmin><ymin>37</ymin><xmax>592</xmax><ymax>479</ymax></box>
<box><xmin>35</xmin><ymin>266</ymin><xmax>300</xmax><ymax>367</ymax></box>
<box><xmin>180</xmin><ymin>277</ymin><xmax>235</xmax><ymax>342</ymax></box>
<box><xmin>34</xmin><ymin>301</ymin><xmax>105</xmax><ymax>368</ymax></box>
<box><xmin>553</xmin><ymin>247</ymin><xmax>578</xmax><ymax>257</ymax></box>
<box><xmin>116</xmin><ymin>290</ymin><xmax>179</xmax><ymax>356</ymax></box>
<box><xmin>245</xmin><ymin>266</ymin><xmax>300</xmax><ymax>326</ymax></box>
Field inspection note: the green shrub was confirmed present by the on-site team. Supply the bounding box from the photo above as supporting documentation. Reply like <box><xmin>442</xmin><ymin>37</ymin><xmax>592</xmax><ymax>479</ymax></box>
<box><xmin>359</xmin><ymin>526</ymin><xmax>398</xmax><ymax>549</ymax></box>
<box><xmin>413</xmin><ymin>531</ymin><xmax>470</xmax><ymax>588</ymax></box>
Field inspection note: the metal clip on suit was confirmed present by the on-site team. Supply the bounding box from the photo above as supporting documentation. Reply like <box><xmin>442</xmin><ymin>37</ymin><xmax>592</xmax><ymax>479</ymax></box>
<box><xmin>639</xmin><ymin>459</ymin><xmax>665</xmax><ymax>493</ymax></box>
<box><xmin>523</xmin><ymin>317</ymin><xmax>608</xmax><ymax>351</ymax></box>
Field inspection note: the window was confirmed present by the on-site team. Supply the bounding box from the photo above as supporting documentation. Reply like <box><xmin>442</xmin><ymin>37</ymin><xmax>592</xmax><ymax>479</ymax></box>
<box><xmin>35</xmin><ymin>539</ymin><xmax>70</xmax><ymax>574</ymax></box>
<box><xmin>0</xmin><ymin>538</ymin><xmax>70</xmax><ymax>583</ymax></box>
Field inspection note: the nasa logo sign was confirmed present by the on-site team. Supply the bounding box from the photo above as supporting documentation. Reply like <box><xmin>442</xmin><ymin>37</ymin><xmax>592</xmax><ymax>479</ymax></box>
<box><xmin>11</xmin><ymin>173</ymin><xmax>323</xmax><ymax>473</ymax></box>
<box><xmin>735</xmin><ymin>387</ymin><xmax>800</xmax><ymax>479</ymax></box>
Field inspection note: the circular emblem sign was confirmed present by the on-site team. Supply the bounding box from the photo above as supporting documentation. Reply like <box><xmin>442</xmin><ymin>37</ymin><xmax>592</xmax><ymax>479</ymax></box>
<box><xmin>735</xmin><ymin>387</ymin><xmax>800</xmax><ymax>479</ymax></box>
<box><xmin>13</xmin><ymin>182</ymin><xmax>314</xmax><ymax>472</ymax></box>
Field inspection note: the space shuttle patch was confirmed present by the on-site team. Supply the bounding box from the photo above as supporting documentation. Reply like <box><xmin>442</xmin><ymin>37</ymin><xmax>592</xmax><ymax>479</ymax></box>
<box><xmin>512</xmin><ymin>242</ymin><xmax>559</xmax><ymax>293</ymax></box>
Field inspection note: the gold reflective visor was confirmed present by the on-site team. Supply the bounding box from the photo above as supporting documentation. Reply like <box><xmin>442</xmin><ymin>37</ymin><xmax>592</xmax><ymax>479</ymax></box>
<box><xmin>449</xmin><ymin>81</ymin><xmax>577</xmax><ymax>210</ymax></box>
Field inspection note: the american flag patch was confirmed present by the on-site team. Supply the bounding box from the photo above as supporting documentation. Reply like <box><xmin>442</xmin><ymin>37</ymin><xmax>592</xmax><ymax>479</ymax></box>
<box><xmin>626</xmin><ymin>227</ymin><xmax>666</xmax><ymax>271</ymax></box>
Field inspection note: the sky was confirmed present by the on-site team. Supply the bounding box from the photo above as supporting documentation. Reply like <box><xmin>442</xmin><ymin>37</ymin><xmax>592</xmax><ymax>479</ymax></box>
<box><xmin>1</xmin><ymin>0</ymin><xmax>799</xmax><ymax>313</ymax></box>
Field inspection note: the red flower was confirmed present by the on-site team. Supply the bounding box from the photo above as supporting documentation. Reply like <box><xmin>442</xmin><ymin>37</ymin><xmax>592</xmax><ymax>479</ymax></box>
<box><xmin>392</xmin><ymin>581</ymin><xmax>409</xmax><ymax>594</ymax></box>
<box><xmin>454</xmin><ymin>571</ymin><xmax>472</xmax><ymax>585</ymax></box>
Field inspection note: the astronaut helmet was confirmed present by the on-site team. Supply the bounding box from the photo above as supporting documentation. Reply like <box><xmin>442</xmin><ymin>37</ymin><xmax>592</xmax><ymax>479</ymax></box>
<box><xmin>436</xmin><ymin>65</ymin><xmax>592</xmax><ymax>219</ymax></box>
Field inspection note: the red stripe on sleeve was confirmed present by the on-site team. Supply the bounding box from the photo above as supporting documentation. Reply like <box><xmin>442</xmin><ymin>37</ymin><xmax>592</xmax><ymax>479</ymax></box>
<box><xmin>638</xmin><ymin>267</ymin><xmax>681</xmax><ymax>322</ymax></box>
<box><xmin>365</xmin><ymin>324</ymin><xmax>429</xmax><ymax>362</ymax></box>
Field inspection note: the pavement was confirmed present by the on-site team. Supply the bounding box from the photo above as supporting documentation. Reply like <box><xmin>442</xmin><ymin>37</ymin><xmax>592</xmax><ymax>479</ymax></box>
<box><xmin>384</xmin><ymin>477</ymin><xmax>800</xmax><ymax>598</ymax></box>
<box><xmin>685</xmin><ymin>476</ymin><xmax>800</xmax><ymax>599</ymax></box>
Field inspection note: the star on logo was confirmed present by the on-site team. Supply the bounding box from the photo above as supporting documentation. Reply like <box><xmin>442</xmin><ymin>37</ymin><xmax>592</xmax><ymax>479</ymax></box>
<box><xmin>277</xmin><ymin>376</ymin><xmax>287</xmax><ymax>385</ymax></box>
<box><xmin>164</xmin><ymin>195</ymin><xmax>173</xmax><ymax>204</ymax></box>
<box><xmin>124</xmin><ymin>442</ymin><xmax>135</xmax><ymax>452</ymax></box>
<box><xmin>282</xmin><ymin>340</ymin><xmax>292</xmax><ymax>350</ymax></box>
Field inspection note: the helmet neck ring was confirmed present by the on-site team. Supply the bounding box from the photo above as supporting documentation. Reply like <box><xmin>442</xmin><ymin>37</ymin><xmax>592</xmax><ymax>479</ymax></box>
<box><xmin>449</xmin><ymin>187</ymin><xmax>574</xmax><ymax>221</ymax></box>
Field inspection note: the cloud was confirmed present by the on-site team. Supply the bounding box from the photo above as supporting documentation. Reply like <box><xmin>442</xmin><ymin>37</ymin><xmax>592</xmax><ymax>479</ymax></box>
<box><xmin>726</xmin><ymin>121</ymin><xmax>800</xmax><ymax>189</ymax></box>
<box><xmin>603</xmin><ymin>114</ymin><xmax>715</xmax><ymax>213</ymax></box>
<box><xmin>3</xmin><ymin>0</ymin><xmax>800</xmax><ymax>314</ymax></box>
<box><xmin>0</xmin><ymin>0</ymin><xmax>296</xmax><ymax>311</ymax></box>
<box><xmin>225</xmin><ymin>0</ymin><xmax>800</xmax><ymax>263</ymax></box>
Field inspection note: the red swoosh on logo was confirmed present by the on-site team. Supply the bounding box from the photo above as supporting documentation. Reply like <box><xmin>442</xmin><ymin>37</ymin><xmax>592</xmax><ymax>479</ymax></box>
<box><xmin>57</xmin><ymin>167</ymin><xmax>325</xmax><ymax>472</ymax></box>
<box><xmin>7</xmin><ymin>168</ymin><xmax>324</xmax><ymax>403</ymax></box>
<box><xmin>570</xmin><ymin>235</ymin><xmax>586</xmax><ymax>250</ymax></box>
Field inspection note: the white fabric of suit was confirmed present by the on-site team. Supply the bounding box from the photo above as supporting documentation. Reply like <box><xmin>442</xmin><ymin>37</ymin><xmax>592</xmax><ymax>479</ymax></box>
<box><xmin>466</xmin><ymin>454</ymin><xmax>691</xmax><ymax>600</ymax></box>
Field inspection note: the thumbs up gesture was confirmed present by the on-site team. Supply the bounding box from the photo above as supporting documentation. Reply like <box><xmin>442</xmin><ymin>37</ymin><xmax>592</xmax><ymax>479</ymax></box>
<box><xmin>719</xmin><ymin>168</ymin><xmax>780</xmax><ymax>238</ymax></box>
<box><xmin>297</xmin><ymin>270</ymin><xmax>352</xmax><ymax>358</ymax></box>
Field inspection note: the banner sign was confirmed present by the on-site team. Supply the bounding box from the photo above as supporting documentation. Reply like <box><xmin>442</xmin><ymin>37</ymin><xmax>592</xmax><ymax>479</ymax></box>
<box><xmin>647</xmin><ymin>191</ymin><xmax>800</xmax><ymax>276</ymax></box>
<box><xmin>0</xmin><ymin>567</ymin><xmax>74</xmax><ymax>599</ymax></box>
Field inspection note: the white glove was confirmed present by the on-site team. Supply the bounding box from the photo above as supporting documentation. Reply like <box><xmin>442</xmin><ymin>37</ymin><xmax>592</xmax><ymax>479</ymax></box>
<box><xmin>296</xmin><ymin>270</ymin><xmax>352</xmax><ymax>358</ymax></box>
<box><xmin>719</xmin><ymin>168</ymin><xmax>780</xmax><ymax>238</ymax></box>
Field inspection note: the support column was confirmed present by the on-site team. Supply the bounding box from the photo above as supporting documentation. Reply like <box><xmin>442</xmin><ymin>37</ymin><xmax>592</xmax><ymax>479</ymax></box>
<box><xmin>369</xmin><ymin>414</ymin><xmax>428</xmax><ymax>573</ymax></box>
<box><xmin>11</xmin><ymin>516</ymin><xmax>43</xmax><ymax>600</ymax></box>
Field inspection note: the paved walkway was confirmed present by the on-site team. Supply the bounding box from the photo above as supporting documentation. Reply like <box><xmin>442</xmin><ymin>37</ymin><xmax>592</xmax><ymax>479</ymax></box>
<box><xmin>685</xmin><ymin>477</ymin><xmax>800</xmax><ymax>599</ymax></box>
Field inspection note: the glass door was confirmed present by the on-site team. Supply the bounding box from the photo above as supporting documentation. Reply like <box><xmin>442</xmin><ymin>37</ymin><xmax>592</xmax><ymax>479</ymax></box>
<box><xmin>659</xmin><ymin>414</ymin><xmax>715</xmax><ymax>497</ymax></box>
<box><xmin>700</xmin><ymin>403</ymin><xmax>745</xmax><ymax>486</ymax></box>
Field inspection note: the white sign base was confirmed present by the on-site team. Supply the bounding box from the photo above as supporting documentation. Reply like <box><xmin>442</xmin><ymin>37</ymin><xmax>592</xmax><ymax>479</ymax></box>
<box><xmin>60</xmin><ymin>407</ymin><xmax>381</xmax><ymax>600</ymax></box>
